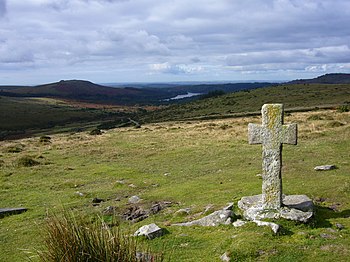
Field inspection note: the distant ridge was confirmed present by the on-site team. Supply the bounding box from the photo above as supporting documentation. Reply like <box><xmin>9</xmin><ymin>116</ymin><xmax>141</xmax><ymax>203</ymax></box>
<box><xmin>288</xmin><ymin>73</ymin><xmax>350</xmax><ymax>84</ymax></box>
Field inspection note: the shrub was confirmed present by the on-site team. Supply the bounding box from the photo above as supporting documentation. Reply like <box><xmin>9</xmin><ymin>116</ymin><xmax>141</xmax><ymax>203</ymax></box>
<box><xmin>17</xmin><ymin>156</ymin><xmax>40</xmax><ymax>167</ymax></box>
<box><xmin>40</xmin><ymin>136</ymin><xmax>51</xmax><ymax>143</ymax></box>
<box><xmin>6</xmin><ymin>145</ymin><xmax>24</xmax><ymax>153</ymax></box>
<box><xmin>89</xmin><ymin>129</ymin><xmax>102</xmax><ymax>135</ymax></box>
<box><xmin>336</xmin><ymin>105</ymin><xmax>350</xmax><ymax>112</ymax></box>
<box><xmin>38</xmin><ymin>212</ymin><xmax>163</xmax><ymax>262</ymax></box>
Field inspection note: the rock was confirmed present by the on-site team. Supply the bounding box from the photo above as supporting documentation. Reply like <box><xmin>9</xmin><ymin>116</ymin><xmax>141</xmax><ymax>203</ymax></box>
<box><xmin>203</xmin><ymin>204</ymin><xmax>214</xmax><ymax>214</ymax></box>
<box><xmin>75</xmin><ymin>191</ymin><xmax>84</xmax><ymax>196</ymax></box>
<box><xmin>233</xmin><ymin>219</ymin><xmax>247</xmax><ymax>227</ymax></box>
<box><xmin>314</xmin><ymin>165</ymin><xmax>336</xmax><ymax>171</ymax></box>
<box><xmin>220</xmin><ymin>252</ymin><xmax>231</xmax><ymax>262</ymax></box>
<box><xmin>223</xmin><ymin>202</ymin><xmax>234</xmax><ymax>211</ymax></box>
<box><xmin>320</xmin><ymin>233</ymin><xmax>336</xmax><ymax>239</ymax></box>
<box><xmin>238</xmin><ymin>194</ymin><xmax>313</xmax><ymax>222</ymax></box>
<box><xmin>123</xmin><ymin>201</ymin><xmax>172</xmax><ymax>222</ymax></box>
<box><xmin>128</xmin><ymin>195</ymin><xmax>141</xmax><ymax>204</ymax></box>
<box><xmin>134</xmin><ymin>223</ymin><xmax>164</xmax><ymax>239</ymax></box>
<box><xmin>173</xmin><ymin>210</ymin><xmax>233</xmax><ymax>227</ymax></box>
<box><xmin>128</xmin><ymin>184</ymin><xmax>137</xmax><ymax>188</ymax></box>
<box><xmin>103</xmin><ymin>206</ymin><xmax>117</xmax><ymax>215</ymax></box>
<box><xmin>0</xmin><ymin>208</ymin><xmax>27</xmax><ymax>218</ymax></box>
<box><xmin>335</xmin><ymin>223</ymin><xmax>345</xmax><ymax>230</ymax></box>
<box><xmin>92</xmin><ymin>198</ymin><xmax>104</xmax><ymax>204</ymax></box>
<box><xmin>253</xmin><ymin>220</ymin><xmax>280</xmax><ymax>234</ymax></box>
<box><xmin>175</xmin><ymin>208</ymin><xmax>191</xmax><ymax>216</ymax></box>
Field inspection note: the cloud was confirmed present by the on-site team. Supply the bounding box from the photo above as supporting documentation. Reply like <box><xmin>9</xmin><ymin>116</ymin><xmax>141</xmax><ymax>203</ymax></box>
<box><xmin>150</xmin><ymin>62</ymin><xmax>203</xmax><ymax>75</ymax></box>
<box><xmin>1</xmin><ymin>0</ymin><xmax>350</xmax><ymax>84</ymax></box>
<box><xmin>0</xmin><ymin>0</ymin><xmax>6</xmax><ymax>17</ymax></box>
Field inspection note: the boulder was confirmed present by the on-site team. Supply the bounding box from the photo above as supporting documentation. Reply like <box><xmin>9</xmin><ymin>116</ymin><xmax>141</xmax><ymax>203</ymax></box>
<box><xmin>314</xmin><ymin>165</ymin><xmax>337</xmax><ymax>171</ymax></box>
<box><xmin>134</xmin><ymin>223</ymin><xmax>164</xmax><ymax>240</ymax></box>
<box><xmin>173</xmin><ymin>210</ymin><xmax>233</xmax><ymax>227</ymax></box>
<box><xmin>253</xmin><ymin>220</ymin><xmax>280</xmax><ymax>234</ymax></box>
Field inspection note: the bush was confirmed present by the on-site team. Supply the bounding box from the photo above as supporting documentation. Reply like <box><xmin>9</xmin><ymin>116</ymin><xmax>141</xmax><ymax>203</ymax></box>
<box><xmin>17</xmin><ymin>156</ymin><xmax>40</xmax><ymax>167</ymax></box>
<box><xmin>89</xmin><ymin>129</ymin><xmax>102</xmax><ymax>135</ymax></box>
<box><xmin>336</xmin><ymin>105</ymin><xmax>350</xmax><ymax>112</ymax></box>
<box><xmin>38</xmin><ymin>212</ymin><xmax>163</xmax><ymax>262</ymax></box>
<box><xmin>40</xmin><ymin>136</ymin><xmax>51</xmax><ymax>143</ymax></box>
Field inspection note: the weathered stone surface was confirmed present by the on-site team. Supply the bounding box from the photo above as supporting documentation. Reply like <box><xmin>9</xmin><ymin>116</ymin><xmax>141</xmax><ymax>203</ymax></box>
<box><xmin>314</xmin><ymin>165</ymin><xmax>336</xmax><ymax>171</ymax></box>
<box><xmin>253</xmin><ymin>220</ymin><xmax>280</xmax><ymax>234</ymax></box>
<box><xmin>0</xmin><ymin>208</ymin><xmax>28</xmax><ymax>218</ymax></box>
<box><xmin>123</xmin><ymin>202</ymin><xmax>172</xmax><ymax>222</ymax></box>
<box><xmin>173</xmin><ymin>210</ymin><xmax>233</xmax><ymax>227</ymax></box>
<box><xmin>134</xmin><ymin>223</ymin><xmax>164</xmax><ymax>239</ymax></box>
<box><xmin>128</xmin><ymin>195</ymin><xmax>141</xmax><ymax>204</ymax></box>
<box><xmin>175</xmin><ymin>208</ymin><xmax>191</xmax><ymax>216</ymax></box>
<box><xmin>220</xmin><ymin>252</ymin><xmax>231</xmax><ymax>262</ymax></box>
<box><xmin>248</xmin><ymin>104</ymin><xmax>297</xmax><ymax>210</ymax></box>
<box><xmin>232</xmin><ymin>219</ymin><xmax>247</xmax><ymax>227</ymax></box>
<box><xmin>238</xmin><ymin>194</ymin><xmax>314</xmax><ymax>222</ymax></box>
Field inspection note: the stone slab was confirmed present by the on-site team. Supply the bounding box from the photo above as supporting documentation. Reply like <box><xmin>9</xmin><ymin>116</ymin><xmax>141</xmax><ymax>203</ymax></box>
<box><xmin>238</xmin><ymin>194</ymin><xmax>313</xmax><ymax>222</ymax></box>
<box><xmin>0</xmin><ymin>208</ymin><xmax>28</xmax><ymax>218</ymax></box>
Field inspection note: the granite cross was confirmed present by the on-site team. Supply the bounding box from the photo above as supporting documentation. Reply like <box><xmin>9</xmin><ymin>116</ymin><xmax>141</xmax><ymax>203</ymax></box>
<box><xmin>248</xmin><ymin>104</ymin><xmax>297</xmax><ymax>210</ymax></box>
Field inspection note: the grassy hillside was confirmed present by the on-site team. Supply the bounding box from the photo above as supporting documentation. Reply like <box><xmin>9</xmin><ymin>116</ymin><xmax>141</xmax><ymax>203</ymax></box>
<box><xmin>0</xmin><ymin>96</ymin><xmax>133</xmax><ymax>140</ymax></box>
<box><xmin>143</xmin><ymin>84</ymin><xmax>350</xmax><ymax>122</ymax></box>
<box><xmin>1</xmin><ymin>109</ymin><xmax>349</xmax><ymax>261</ymax></box>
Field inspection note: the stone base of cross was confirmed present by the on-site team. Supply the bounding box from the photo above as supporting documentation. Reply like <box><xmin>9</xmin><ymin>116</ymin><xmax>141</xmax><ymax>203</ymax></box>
<box><xmin>238</xmin><ymin>104</ymin><xmax>314</xmax><ymax>222</ymax></box>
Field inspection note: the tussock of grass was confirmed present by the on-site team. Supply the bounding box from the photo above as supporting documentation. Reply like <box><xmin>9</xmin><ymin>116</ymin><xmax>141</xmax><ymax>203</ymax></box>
<box><xmin>38</xmin><ymin>211</ymin><xmax>163</xmax><ymax>262</ymax></box>
<box><xmin>17</xmin><ymin>155</ymin><xmax>40</xmax><ymax>167</ymax></box>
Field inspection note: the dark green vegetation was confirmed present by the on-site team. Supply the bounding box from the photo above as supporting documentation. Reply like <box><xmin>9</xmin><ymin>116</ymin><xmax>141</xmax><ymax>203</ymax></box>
<box><xmin>38</xmin><ymin>212</ymin><xmax>163</xmax><ymax>262</ymax></box>
<box><xmin>0</xmin><ymin>96</ymin><xmax>131</xmax><ymax>140</ymax></box>
<box><xmin>1</xmin><ymin>109</ymin><xmax>349</xmax><ymax>261</ymax></box>
<box><xmin>144</xmin><ymin>83</ymin><xmax>350</xmax><ymax>122</ymax></box>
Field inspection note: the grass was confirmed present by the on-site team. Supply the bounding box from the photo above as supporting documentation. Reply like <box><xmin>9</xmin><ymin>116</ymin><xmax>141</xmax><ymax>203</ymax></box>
<box><xmin>0</xmin><ymin>109</ymin><xmax>349</xmax><ymax>261</ymax></box>
<box><xmin>37</xmin><ymin>211</ymin><xmax>163</xmax><ymax>262</ymax></box>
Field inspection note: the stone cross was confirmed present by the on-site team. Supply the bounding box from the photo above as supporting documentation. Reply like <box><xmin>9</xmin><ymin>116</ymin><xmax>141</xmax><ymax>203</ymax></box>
<box><xmin>248</xmin><ymin>104</ymin><xmax>297</xmax><ymax>210</ymax></box>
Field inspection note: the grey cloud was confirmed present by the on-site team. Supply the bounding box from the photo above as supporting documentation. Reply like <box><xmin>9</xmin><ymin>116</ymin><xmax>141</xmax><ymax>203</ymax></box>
<box><xmin>0</xmin><ymin>0</ymin><xmax>6</xmax><ymax>17</ymax></box>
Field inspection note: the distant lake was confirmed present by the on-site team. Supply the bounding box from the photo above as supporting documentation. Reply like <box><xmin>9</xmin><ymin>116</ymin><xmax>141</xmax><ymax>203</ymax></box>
<box><xmin>164</xmin><ymin>92</ymin><xmax>202</xmax><ymax>101</ymax></box>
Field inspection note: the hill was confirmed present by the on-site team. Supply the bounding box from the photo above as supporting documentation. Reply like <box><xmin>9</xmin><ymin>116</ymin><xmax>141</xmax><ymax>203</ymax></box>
<box><xmin>0</xmin><ymin>80</ymin><xmax>274</xmax><ymax>105</ymax></box>
<box><xmin>288</xmin><ymin>73</ymin><xmax>350</xmax><ymax>84</ymax></box>
<box><xmin>142</xmin><ymin>83</ymin><xmax>350</xmax><ymax>122</ymax></box>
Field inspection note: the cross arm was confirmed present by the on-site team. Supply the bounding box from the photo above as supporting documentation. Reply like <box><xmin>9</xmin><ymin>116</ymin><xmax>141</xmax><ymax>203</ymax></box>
<box><xmin>248</xmin><ymin>123</ymin><xmax>262</xmax><ymax>144</ymax></box>
<box><xmin>282</xmin><ymin>123</ymin><xmax>297</xmax><ymax>145</ymax></box>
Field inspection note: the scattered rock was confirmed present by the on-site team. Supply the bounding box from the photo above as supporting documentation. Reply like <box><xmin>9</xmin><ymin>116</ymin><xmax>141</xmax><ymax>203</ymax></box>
<box><xmin>128</xmin><ymin>184</ymin><xmax>137</xmax><ymax>188</ymax></box>
<box><xmin>92</xmin><ymin>198</ymin><xmax>104</xmax><ymax>204</ymax></box>
<box><xmin>253</xmin><ymin>220</ymin><xmax>280</xmax><ymax>234</ymax></box>
<box><xmin>320</xmin><ymin>233</ymin><xmax>336</xmax><ymax>239</ymax></box>
<box><xmin>135</xmin><ymin>251</ymin><xmax>154</xmax><ymax>262</ymax></box>
<box><xmin>220</xmin><ymin>252</ymin><xmax>231</xmax><ymax>262</ymax></box>
<box><xmin>173</xmin><ymin>209</ymin><xmax>233</xmax><ymax>227</ymax></box>
<box><xmin>163</xmin><ymin>173</ymin><xmax>170</xmax><ymax>176</ymax></box>
<box><xmin>175</xmin><ymin>208</ymin><xmax>191</xmax><ymax>216</ymax></box>
<box><xmin>0</xmin><ymin>208</ymin><xmax>28</xmax><ymax>218</ymax></box>
<box><xmin>314</xmin><ymin>165</ymin><xmax>337</xmax><ymax>171</ymax></box>
<box><xmin>223</xmin><ymin>202</ymin><xmax>234</xmax><ymax>211</ymax></box>
<box><xmin>335</xmin><ymin>223</ymin><xmax>345</xmax><ymax>230</ymax></box>
<box><xmin>128</xmin><ymin>195</ymin><xmax>141</xmax><ymax>204</ymax></box>
<box><xmin>134</xmin><ymin>223</ymin><xmax>164</xmax><ymax>239</ymax></box>
<box><xmin>123</xmin><ymin>202</ymin><xmax>172</xmax><ymax>222</ymax></box>
<box><xmin>103</xmin><ymin>206</ymin><xmax>117</xmax><ymax>215</ymax></box>
<box><xmin>256</xmin><ymin>173</ymin><xmax>262</xmax><ymax>177</ymax></box>
<box><xmin>75</xmin><ymin>191</ymin><xmax>84</xmax><ymax>197</ymax></box>
<box><xmin>233</xmin><ymin>219</ymin><xmax>247</xmax><ymax>227</ymax></box>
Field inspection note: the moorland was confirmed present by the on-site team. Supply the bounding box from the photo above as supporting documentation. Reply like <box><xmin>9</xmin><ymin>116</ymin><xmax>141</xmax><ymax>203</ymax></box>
<box><xmin>0</xmin><ymin>73</ymin><xmax>350</xmax><ymax>261</ymax></box>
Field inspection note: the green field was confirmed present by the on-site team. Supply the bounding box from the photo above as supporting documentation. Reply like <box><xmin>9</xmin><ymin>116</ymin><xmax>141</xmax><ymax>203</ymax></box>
<box><xmin>1</xmin><ymin>108</ymin><xmax>349</xmax><ymax>261</ymax></box>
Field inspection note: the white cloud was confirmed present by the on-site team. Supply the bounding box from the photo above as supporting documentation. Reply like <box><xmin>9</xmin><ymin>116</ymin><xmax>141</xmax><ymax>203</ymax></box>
<box><xmin>1</xmin><ymin>0</ymin><xmax>350</xmax><ymax>84</ymax></box>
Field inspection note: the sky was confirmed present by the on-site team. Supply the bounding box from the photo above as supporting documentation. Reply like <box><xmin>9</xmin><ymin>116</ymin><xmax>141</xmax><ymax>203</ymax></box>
<box><xmin>1</xmin><ymin>0</ymin><xmax>350</xmax><ymax>85</ymax></box>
